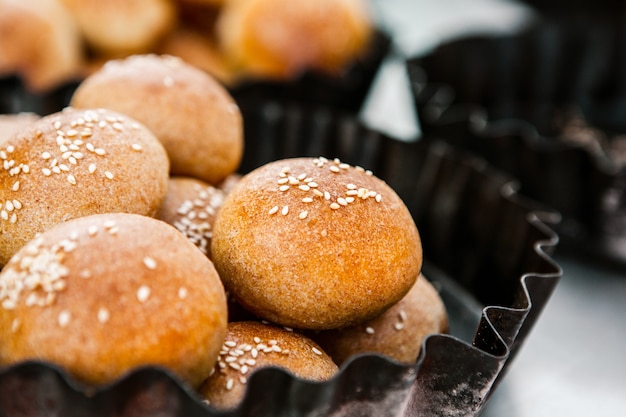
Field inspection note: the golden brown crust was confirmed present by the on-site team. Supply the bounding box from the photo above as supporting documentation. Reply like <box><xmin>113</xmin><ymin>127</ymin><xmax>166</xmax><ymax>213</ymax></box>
<box><xmin>157</xmin><ymin>176</ymin><xmax>226</xmax><ymax>259</ymax></box>
<box><xmin>311</xmin><ymin>274</ymin><xmax>449</xmax><ymax>366</ymax></box>
<box><xmin>0</xmin><ymin>213</ymin><xmax>228</xmax><ymax>387</ymax></box>
<box><xmin>71</xmin><ymin>54</ymin><xmax>244</xmax><ymax>185</ymax></box>
<box><xmin>211</xmin><ymin>157</ymin><xmax>422</xmax><ymax>330</ymax></box>
<box><xmin>0</xmin><ymin>0</ymin><xmax>83</xmax><ymax>92</ymax></box>
<box><xmin>0</xmin><ymin>107</ymin><xmax>170</xmax><ymax>266</ymax></box>
<box><xmin>216</xmin><ymin>0</ymin><xmax>373</xmax><ymax>80</ymax></box>
<box><xmin>58</xmin><ymin>0</ymin><xmax>177</xmax><ymax>55</ymax></box>
<box><xmin>198</xmin><ymin>321</ymin><xmax>338</xmax><ymax>409</ymax></box>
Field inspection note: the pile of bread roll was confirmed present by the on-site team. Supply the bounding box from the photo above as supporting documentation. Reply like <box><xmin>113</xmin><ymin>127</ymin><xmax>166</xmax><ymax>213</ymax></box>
<box><xmin>0</xmin><ymin>0</ymin><xmax>375</xmax><ymax>92</ymax></box>
<box><xmin>0</xmin><ymin>54</ymin><xmax>447</xmax><ymax>410</ymax></box>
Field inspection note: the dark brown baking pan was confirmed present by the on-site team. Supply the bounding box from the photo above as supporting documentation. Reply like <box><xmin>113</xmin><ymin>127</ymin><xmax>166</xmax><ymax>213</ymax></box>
<box><xmin>407</xmin><ymin>13</ymin><xmax>626</xmax><ymax>267</ymax></box>
<box><xmin>0</xmin><ymin>82</ymin><xmax>561</xmax><ymax>416</ymax></box>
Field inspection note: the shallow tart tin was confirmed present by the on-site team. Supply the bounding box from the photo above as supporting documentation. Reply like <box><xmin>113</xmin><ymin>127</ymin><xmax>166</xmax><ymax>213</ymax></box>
<box><xmin>0</xmin><ymin>88</ymin><xmax>561</xmax><ymax>416</ymax></box>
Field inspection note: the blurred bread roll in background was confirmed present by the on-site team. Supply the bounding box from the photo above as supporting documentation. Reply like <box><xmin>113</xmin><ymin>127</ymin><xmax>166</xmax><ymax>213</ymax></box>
<box><xmin>58</xmin><ymin>0</ymin><xmax>177</xmax><ymax>56</ymax></box>
<box><xmin>0</xmin><ymin>0</ymin><xmax>83</xmax><ymax>91</ymax></box>
<box><xmin>215</xmin><ymin>0</ymin><xmax>374</xmax><ymax>80</ymax></box>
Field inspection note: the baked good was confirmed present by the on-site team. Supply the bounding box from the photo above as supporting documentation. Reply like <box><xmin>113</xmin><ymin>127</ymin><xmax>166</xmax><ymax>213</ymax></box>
<box><xmin>58</xmin><ymin>0</ymin><xmax>177</xmax><ymax>56</ymax></box>
<box><xmin>70</xmin><ymin>54</ymin><xmax>244</xmax><ymax>185</ymax></box>
<box><xmin>155</xmin><ymin>27</ymin><xmax>235</xmax><ymax>84</ymax></box>
<box><xmin>0</xmin><ymin>107</ymin><xmax>169</xmax><ymax>266</ymax></box>
<box><xmin>0</xmin><ymin>0</ymin><xmax>83</xmax><ymax>91</ymax></box>
<box><xmin>0</xmin><ymin>113</ymin><xmax>40</xmax><ymax>143</ymax></box>
<box><xmin>215</xmin><ymin>0</ymin><xmax>374</xmax><ymax>80</ymax></box>
<box><xmin>0</xmin><ymin>212</ymin><xmax>228</xmax><ymax>387</ymax></box>
<box><xmin>210</xmin><ymin>156</ymin><xmax>422</xmax><ymax>330</ymax></box>
<box><xmin>311</xmin><ymin>274</ymin><xmax>449</xmax><ymax>366</ymax></box>
<box><xmin>157</xmin><ymin>176</ymin><xmax>226</xmax><ymax>258</ymax></box>
<box><xmin>198</xmin><ymin>321</ymin><xmax>338</xmax><ymax>409</ymax></box>
<box><xmin>217</xmin><ymin>173</ymin><xmax>241</xmax><ymax>194</ymax></box>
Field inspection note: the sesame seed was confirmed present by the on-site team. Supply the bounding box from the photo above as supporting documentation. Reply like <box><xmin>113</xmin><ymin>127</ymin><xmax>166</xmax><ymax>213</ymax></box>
<box><xmin>393</xmin><ymin>322</ymin><xmax>405</xmax><ymax>331</ymax></box>
<box><xmin>67</xmin><ymin>175</ymin><xmax>76</xmax><ymax>185</ymax></box>
<box><xmin>298</xmin><ymin>185</ymin><xmax>310</xmax><ymax>191</ymax></box>
<box><xmin>88</xmin><ymin>164</ymin><xmax>96</xmax><ymax>173</ymax></box>
<box><xmin>278</xmin><ymin>185</ymin><xmax>290</xmax><ymax>192</ymax></box>
<box><xmin>5</xmin><ymin>201</ymin><xmax>13</xmax><ymax>211</ymax></box>
<box><xmin>94</xmin><ymin>148</ymin><xmax>106</xmax><ymax>156</ymax></box>
<box><xmin>98</xmin><ymin>308</ymin><xmax>110</xmax><ymax>323</ymax></box>
<box><xmin>226</xmin><ymin>378</ymin><xmax>234</xmax><ymax>391</ymax></box>
<box><xmin>329</xmin><ymin>165</ymin><xmax>340</xmax><ymax>173</ymax></box>
<box><xmin>41</xmin><ymin>152</ymin><xmax>51</xmax><ymax>159</ymax></box>
<box><xmin>12</xmin><ymin>200</ymin><xmax>21</xmax><ymax>210</ymax></box>
<box><xmin>281</xmin><ymin>206</ymin><xmax>289</xmax><ymax>215</ymax></box>
<box><xmin>299</xmin><ymin>211</ymin><xmax>308</xmax><ymax>219</ymax></box>
<box><xmin>337</xmin><ymin>198</ymin><xmax>348</xmax><ymax>206</ymax></box>
<box><xmin>330</xmin><ymin>203</ymin><xmax>340</xmax><ymax>210</ymax></box>
<box><xmin>131</xmin><ymin>144</ymin><xmax>142</xmax><ymax>151</ymax></box>
<box><xmin>178</xmin><ymin>287</ymin><xmax>188</xmax><ymax>299</ymax></box>
<box><xmin>302</xmin><ymin>197</ymin><xmax>313</xmax><ymax>203</ymax></box>
<box><xmin>324</xmin><ymin>192</ymin><xmax>331</xmax><ymax>200</ymax></box>
<box><xmin>143</xmin><ymin>257</ymin><xmax>157</xmax><ymax>270</ymax></box>
<box><xmin>225</xmin><ymin>341</ymin><xmax>237</xmax><ymax>348</ymax></box>
<box><xmin>136</xmin><ymin>286</ymin><xmax>151</xmax><ymax>303</ymax></box>
<box><xmin>399</xmin><ymin>310</ymin><xmax>407</xmax><ymax>321</ymax></box>
<box><xmin>268</xmin><ymin>206</ymin><xmax>279</xmax><ymax>215</ymax></box>
<box><xmin>365</xmin><ymin>326</ymin><xmax>375</xmax><ymax>334</ymax></box>
<box><xmin>312</xmin><ymin>347</ymin><xmax>323</xmax><ymax>356</ymax></box>
<box><xmin>58</xmin><ymin>310</ymin><xmax>71</xmax><ymax>327</ymax></box>
<box><xmin>105</xmin><ymin>171</ymin><xmax>114</xmax><ymax>179</ymax></box>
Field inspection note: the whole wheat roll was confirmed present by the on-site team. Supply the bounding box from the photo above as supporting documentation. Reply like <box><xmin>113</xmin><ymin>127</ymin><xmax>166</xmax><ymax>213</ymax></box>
<box><xmin>0</xmin><ymin>212</ymin><xmax>228</xmax><ymax>388</ymax></box>
<box><xmin>211</xmin><ymin>156</ymin><xmax>422</xmax><ymax>330</ymax></box>
<box><xmin>0</xmin><ymin>107</ymin><xmax>169</xmax><ymax>266</ymax></box>
<box><xmin>71</xmin><ymin>54</ymin><xmax>243</xmax><ymax>185</ymax></box>
<box><xmin>198</xmin><ymin>321</ymin><xmax>338</xmax><ymax>409</ymax></box>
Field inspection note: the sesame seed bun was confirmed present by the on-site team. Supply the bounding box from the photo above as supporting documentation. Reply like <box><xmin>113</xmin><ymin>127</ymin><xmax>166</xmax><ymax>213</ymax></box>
<box><xmin>70</xmin><ymin>54</ymin><xmax>244</xmax><ymax>185</ymax></box>
<box><xmin>0</xmin><ymin>107</ymin><xmax>169</xmax><ymax>266</ymax></box>
<box><xmin>210</xmin><ymin>157</ymin><xmax>422</xmax><ymax>330</ymax></box>
<box><xmin>310</xmin><ymin>274</ymin><xmax>449</xmax><ymax>366</ymax></box>
<box><xmin>0</xmin><ymin>212</ymin><xmax>228</xmax><ymax>388</ymax></box>
<box><xmin>157</xmin><ymin>176</ymin><xmax>226</xmax><ymax>259</ymax></box>
<box><xmin>198</xmin><ymin>321</ymin><xmax>338</xmax><ymax>410</ymax></box>
<box><xmin>216</xmin><ymin>0</ymin><xmax>373</xmax><ymax>80</ymax></box>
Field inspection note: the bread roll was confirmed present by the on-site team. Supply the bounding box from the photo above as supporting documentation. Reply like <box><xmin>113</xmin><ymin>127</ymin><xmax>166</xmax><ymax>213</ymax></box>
<box><xmin>0</xmin><ymin>0</ymin><xmax>82</xmax><ymax>91</ymax></box>
<box><xmin>0</xmin><ymin>107</ymin><xmax>169</xmax><ymax>266</ymax></box>
<box><xmin>0</xmin><ymin>212</ymin><xmax>228</xmax><ymax>387</ymax></box>
<box><xmin>211</xmin><ymin>157</ymin><xmax>422</xmax><ymax>330</ymax></box>
<box><xmin>198</xmin><ymin>321</ymin><xmax>337</xmax><ymax>409</ymax></box>
<box><xmin>157</xmin><ymin>176</ymin><xmax>226</xmax><ymax>258</ymax></box>
<box><xmin>311</xmin><ymin>274</ymin><xmax>449</xmax><ymax>366</ymax></box>
<box><xmin>58</xmin><ymin>0</ymin><xmax>177</xmax><ymax>55</ymax></box>
<box><xmin>71</xmin><ymin>54</ymin><xmax>243</xmax><ymax>185</ymax></box>
<box><xmin>215</xmin><ymin>0</ymin><xmax>373</xmax><ymax>80</ymax></box>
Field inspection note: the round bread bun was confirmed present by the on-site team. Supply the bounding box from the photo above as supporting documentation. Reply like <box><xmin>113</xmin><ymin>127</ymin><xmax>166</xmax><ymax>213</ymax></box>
<box><xmin>0</xmin><ymin>0</ymin><xmax>83</xmax><ymax>92</ymax></box>
<box><xmin>70</xmin><ymin>54</ymin><xmax>244</xmax><ymax>185</ymax></box>
<box><xmin>210</xmin><ymin>156</ymin><xmax>422</xmax><ymax>330</ymax></box>
<box><xmin>310</xmin><ymin>274</ymin><xmax>449</xmax><ymax>366</ymax></box>
<box><xmin>58</xmin><ymin>0</ymin><xmax>177</xmax><ymax>56</ymax></box>
<box><xmin>198</xmin><ymin>321</ymin><xmax>338</xmax><ymax>409</ymax></box>
<box><xmin>215</xmin><ymin>0</ymin><xmax>373</xmax><ymax>80</ymax></box>
<box><xmin>156</xmin><ymin>27</ymin><xmax>235</xmax><ymax>85</ymax></box>
<box><xmin>157</xmin><ymin>176</ymin><xmax>226</xmax><ymax>259</ymax></box>
<box><xmin>0</xmin><ymin>212</ymin><xmax>228</xmax><ymax>387</ymax></box>
<box><xmin>0</xmin><ymin>113</ymin><xmax>40</xmax><ymax>143</ymax></box>
<box><xmin>0</xmin><ymin>107</ymin><xmax>169</xmax><ymax>266</ymax></box>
